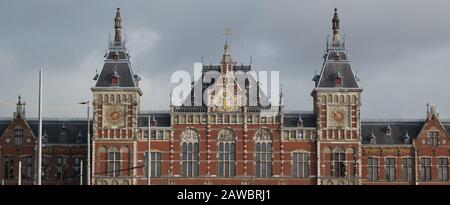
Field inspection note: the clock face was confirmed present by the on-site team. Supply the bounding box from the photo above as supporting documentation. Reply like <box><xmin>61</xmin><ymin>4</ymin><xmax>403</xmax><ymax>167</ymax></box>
<box><xmin>328</xmin><ymin>106</ymin><xmax>349</xmax><ymax>128</ymax></box>
<box><xmin>333</xmin><ymin>110</ymin><xmax>345</xmax><ymax>122</ymax></box>
<box><xmin>103</xmin><ymin>104</ymin><xmax>125</xmax><ymax>128</ymax></box>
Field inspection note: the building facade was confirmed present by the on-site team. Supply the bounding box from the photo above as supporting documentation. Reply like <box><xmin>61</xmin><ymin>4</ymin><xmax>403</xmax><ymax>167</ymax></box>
<box><xmin>89</xmin><ymin>8</ymin><xmax>450</xmax><ymax>185</ymax></box>
<box><xmin>0</xmin><ymin>97</ymin><xmax>88</xmax><ymax>185</ymax></box>
<box><xmin>1</xmin><ymin>8</ymin><xmax>449</xmax><ymax>185</ymax></box>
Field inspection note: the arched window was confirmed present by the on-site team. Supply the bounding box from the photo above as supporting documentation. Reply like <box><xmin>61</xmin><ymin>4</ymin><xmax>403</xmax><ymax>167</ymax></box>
<box><xmin>255</xmin><ymin>129</ymin><xmax>273</xmax><ymax>178</ymax></box>
<box><xmin>107</xmin><ymin>146</ymin><xmax>120</xmax><ymax>177</ymax></box>
<box><xmin>217</xmin><ymin>129</ymin><xmax>236</xmax><ymax>177</ymax></box>
<box><xmin>181</xmin><ymin>129</ymin><xmax>199</xmax><ymax>177</ymax></box>
<box><xmin>331</xmin><ymin>147</ymin><xmax>346</xmax><ymax>177</ymax></box>
<box><xmin>14</xmin><ymin>127</ymin><xmax>23</xmax><ymax>145</ymax></box>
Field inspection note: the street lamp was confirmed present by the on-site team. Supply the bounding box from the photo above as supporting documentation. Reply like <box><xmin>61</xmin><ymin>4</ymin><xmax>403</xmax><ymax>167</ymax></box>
<box><xmin>79</xmin><ymin>101</ymin><xmax>91</xmax><ymax>185</ymax></box>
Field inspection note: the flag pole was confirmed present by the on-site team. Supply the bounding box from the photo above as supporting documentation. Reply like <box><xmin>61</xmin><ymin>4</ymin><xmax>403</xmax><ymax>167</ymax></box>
<box><xmin>37</xmin><ymin>69</ymin><xmax>43</xmax><ymax>185</ymax></box>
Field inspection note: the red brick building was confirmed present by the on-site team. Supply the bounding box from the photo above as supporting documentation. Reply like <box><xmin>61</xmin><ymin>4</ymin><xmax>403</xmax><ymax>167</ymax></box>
<box><xmin>0</xmin><ymin>97</ymin><xmax>88</xmax><ymax>185</ymax></box>
<box><xmin>90</xmin><ymin>8</ymin><xmax>450</xmax><ymax>185</ymax></box>
<box><xmin>1</xmin><ymin>8</ymin><xmax>449</xmax><ymax>186</ymax></box>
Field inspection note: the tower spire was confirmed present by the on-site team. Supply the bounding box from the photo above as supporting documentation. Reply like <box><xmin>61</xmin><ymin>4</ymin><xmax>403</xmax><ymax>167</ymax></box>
<box><xmin>114</xmin><ymin>8</ymin><xmax>122</xmax><ymax>44</ymax></box>
<box><xmin>332</xmin><ymin>8</ymin><xmax>340</xmax><ymax>44</ymax></box>
<box><xmin>221</xmin><ymin>28</ymin><xmax>234</xmax><ymax>74</ymax></box>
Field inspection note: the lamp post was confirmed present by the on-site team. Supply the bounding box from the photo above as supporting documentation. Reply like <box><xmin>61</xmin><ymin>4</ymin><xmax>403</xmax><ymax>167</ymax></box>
<box><xmin>79</xmin><ymin>101</ymin><xmax>90</xmax><ymax>185</ymax></box>
<box><xmin>147</xmin><ymin>115</ymin><xmax>151</xmax><ymax>185</ymax></box>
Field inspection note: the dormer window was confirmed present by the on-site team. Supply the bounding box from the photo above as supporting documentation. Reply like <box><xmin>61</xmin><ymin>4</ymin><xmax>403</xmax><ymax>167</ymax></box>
<box><xmin>385</xmin><ymin>123</ymin><xmax>392</xmax><ymax>136</ymax></box>
<box><xmin>335</xmin><ymin>68</ymin><xmax>343</xmax><ymax>86</ymax></box>
<box><xmin>76</xmin><ymin>132</ymin><xmax>83</xmax><ymax>144</ymax></box>
<box><xmin>369</xmin><ymin>131</ymin><xmax>376</xmax><ymax>144</ymax></box>
<box><xmin>113</xmin><ymin>52</ymin><xmax>119</xmax><ymax>60</ymax></box>
<box><xmin>60</xmin><ymin>124</ymin><xmax>67</xmax><ymax>136</ymax></box>
<box><xmin>112</xmin><ymin>69</ymin><xmax>120</xmax><ymax>86</ymax></box>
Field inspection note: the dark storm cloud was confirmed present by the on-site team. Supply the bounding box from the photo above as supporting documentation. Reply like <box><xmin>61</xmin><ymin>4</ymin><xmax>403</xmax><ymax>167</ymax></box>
<box><xmin>0</xmin><ymin>0</ymin><xmax>449</xmax><ymax>119</ymax></box>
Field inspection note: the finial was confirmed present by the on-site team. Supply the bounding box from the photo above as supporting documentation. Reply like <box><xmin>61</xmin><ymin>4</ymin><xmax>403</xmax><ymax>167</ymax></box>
<box><xmin>18</xmin><ymin>95</ymin><xmax>22</xmax><ymax>104</ymax></box>
<box><xmin>114</xmin><ymin>8</ymin><xmax>122</xmax><ymax>44</ymax></box>
<box><xmin>332</xmin><ymin>8</ymin><xmax>340</xmax><ymax>44</ymax></box>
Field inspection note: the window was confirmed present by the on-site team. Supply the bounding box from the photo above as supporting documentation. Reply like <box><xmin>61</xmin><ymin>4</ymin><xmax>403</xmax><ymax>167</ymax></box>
<box><xmin>150</xmin><ymin>130</ymin><xmax>156</xmax><ymax>140</ymax></box>
<box><xmin>107</xmin><ymin>150</ymin><xmax>120</xmax><ymax>177</ymax></box>
<box><xmin>42</xmin><ymin>157</ymin><xmax>50</xmax><ymax>179</ymax></box>
<box><xmin>292</xmin><ymin>152</ymin><xmax>309</xmax><ymax>178</ymax></box>
<box><xmin>429</xmin><ymin>131</ymin><xmax>439</xmax><ymax>146</ymax></box>
<box><xmin>20</xmin><ymin>156</ymin><xmax>32</xmax><ymax>180</ymax></box>
<box><xmin>402</xmin><ymin>158</ymin><xmax>414</xmax><ymax>182</ymax></box>
<box><xmin>368</xmin><ymin>157</ymin><xmax>379</xmax><ymax>181</ymax></box>
<box><xmin>181</xmin><ymin>129</ymin><xmax>199</xmax><ymax>177</ymax></box>
<box><xmin>438</xmin><ymin>158</ymin><xmax>449</xmax><ymax>181</ymax></box>
<box><xmin>144</xmin><ymin>152</ymin><xmax>162</xmax><ymax>178</ymax></box>
<box><xmin>297</xmin><ymin>131</ymin><xmax>304</xmax><ymax>140</ymax></box>
<box><xmin>57</xmin><ymin>156</ymin><xmax>68</xmax><ymax>180</ymax></box>
<box><xmin>255</xmin><ymin>129</ymin><xmax>273</xmax><ymax>178</ymax></box>
<box><xmin>76</xmin><ymin>133</ymin><xmax>83</xmax><ymax>144</ymax></box>
<box><xmin>385</xmin><ymin>158</ymin><xmax>396</xmax><ymax>181</ymax></box>
<box><xmin>157</xmin><ymin>130</ymin><xmax>164</xmax><ymax>140</ymax></box>
<box><xmin>74</xmin><ymin>157</ymin><xmax>82</xmax><ymax>178</ymax></box>
<box><xmin>217</xmin><ymin>129</ymin><xmax>236</xmax><ymax>177</ymax></box>
<box><xmin>14</xmin><ymin>127</ymin><xmax>23</xmax><ymax>145</ymax></box>
<box><xmin>3</xmin><ymin>156</ymin><xmax>14</xmax><ymax>179</ymax></box>
<box><xmin>332</xmin><ymin>149</ymin><xmax>346</xmax><ymax>178</ymax></box>
<box><xmin>420</xmin><ymin>158</ymin><xmax>432</xmax><ymax>181</ymax></box>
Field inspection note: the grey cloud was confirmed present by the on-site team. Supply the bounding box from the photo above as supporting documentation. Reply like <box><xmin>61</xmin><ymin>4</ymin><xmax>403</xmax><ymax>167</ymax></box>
<box><xmin>0</xmin><ymin>0</ymin><xmax>449</xmax><ymax>119</ymax></box>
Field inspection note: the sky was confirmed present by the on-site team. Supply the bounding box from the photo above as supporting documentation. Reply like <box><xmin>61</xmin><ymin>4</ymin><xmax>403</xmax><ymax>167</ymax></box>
<box><xmin>0</xmin><ymin>0</ymin><xmax>449</xmax><ymax>119</ymax></box>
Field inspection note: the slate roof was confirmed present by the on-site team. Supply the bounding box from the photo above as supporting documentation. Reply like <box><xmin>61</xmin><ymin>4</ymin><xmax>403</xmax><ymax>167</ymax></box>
<box><xmin>94</xmin><ymin>62</ymin><xmax>138</xmax><ymax>87</ymax></box>
<box><xmin>283</xmin><ymin>111</ymin><xmax>317</xmax><ymax>128</ymax></box>
<box><xmin>138</xmin><ymin>111</ymin><xmax>171</xmax><ymax>127</ymax></box>
<box><xmin>361</xmin><ymin>120</ymin><xmax>450</xmax><ymax>145</ymax></box>
<box><xmin>317</xmin><ymin>62</ymin><xmax>359</xmax><ymax>88</ymax></box>
<box><xmin>0</xmin><ymin>118</ymin><xmax>90</xmax><ymax>144</ymax></box>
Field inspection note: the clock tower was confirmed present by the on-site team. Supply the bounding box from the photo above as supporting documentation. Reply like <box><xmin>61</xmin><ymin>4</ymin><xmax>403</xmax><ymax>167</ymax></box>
<box><xmin>91</xmin><ymin>8</ymin><xmax>142</xmax><ymax>185</ymax></box>
<box><xmin>311</xmin><ymin>9</ymin><xmax>362</xmax><ymax>185</ymax></box>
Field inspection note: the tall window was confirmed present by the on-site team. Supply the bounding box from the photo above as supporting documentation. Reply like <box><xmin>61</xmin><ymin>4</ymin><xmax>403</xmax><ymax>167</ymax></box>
<box><xmin>3</xmin><ymin>156</ymin><xmax>14</xmax><ymax>179</ymax></box>
<box><xmin>385</xmin><ymin>158</ymin><xmax>396</xmax><ymax>181</ymax></box>
<box><xmin>74</xmin><ymin>157</ymin><xmax>82</xmax><ymax>178</ymax></box>
<box><xmin>144</xmin><ymin>152</ymin><xmax>162</xmax><ymax>177</ymax></box>
<box><xmin>14</xmin><ymin>127</ymin><xmax>23</xmax><ymax>145</ymax></box>
<box><xmin>107</xmin><ymin>148</ymin><xmax>121</xmax><ymax>177</ymax></box>
<box><xmin>428</xmin><ymin>131</ymin><xmax>439</xmax><ymax>146</ymax></box>
<box><xmin>402</xmin><ymin>158</ymin><xmax>414</xmax><ymax>182</ymax></box>
<box><xmin>368</xmin><ymin>157</ymin><xmax>379</xmax><ymax>181</ymax></box>
<box><xmin>292</xmin><ymin>152</ymin><xmax>309</xmax><ymax>178</ymax></box>
<box><xmin>438</xmin><ymin>158</ymin><xmax>449</xmax><ymax>181</ymax></box>
<box><xmin>217</xmin><ymin>129</ymin><xmax>236</xmax><ymax>177</ymax></box>
<box><xmin>332</xmin><ymin>148</ymin><xmax>346</xmax><ymax>178</ymax></box>
<box><xmin>42</xmin><ymin>157</ymin><xmax>50</xmax><ymax>179</ymax></box>
<box><xmin>20</xmin><ymin>156</ymin><xmax>32</xmax><ymax>180</ymax></box>
<box><xmin>181</xmin><ymin>129</ymin><xmax>199</xmax><ymax>177</ymax></box>
<box><xmin>57</xmin><ymin>156</ymin><xmax>68</xmax><ymax>180</ymax></box>
<box><xmin>420</xmin><ymin>158</ymin><xmax>432</xmax><ymax>181</ymax></box>
<box><xmin>255</xmin><ymin>129</ymin><xmax>273</xmax><ymax>178</ymax></box>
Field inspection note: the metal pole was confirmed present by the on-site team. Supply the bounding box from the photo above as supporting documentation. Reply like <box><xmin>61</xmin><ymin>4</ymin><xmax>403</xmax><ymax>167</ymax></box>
<box><xmin>37</xmin><ymin>69</ymin><xmax>43</xmax><ymax>185</ymax></box>
<box><xmin>147</xmin><ymin>115</ymin><xmax>151</xmax><ymax>185</ymax></box>
<box><xmin>18</xmin><ymin>160</ymin><xmax>22</xmax><ymax>185</ymax></box>
<box><xmin>87</xmin><ymin>103</ymin><xmax>91</xmax><ymax>185</ymax></box>
<box><xmin>80</xmin><ymin>160</ymin><xmax>83</xmax><ymax>185</ymax></box>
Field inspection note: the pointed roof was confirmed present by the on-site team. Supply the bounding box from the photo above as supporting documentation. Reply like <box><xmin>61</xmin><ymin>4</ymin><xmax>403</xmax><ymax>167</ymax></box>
<box><xmin>314</xmin><ymin>9</ymin><xmax>360</xmax><ymax>89</ymax></box>
<box><xmin>93</xmin><ymin>8</ymin><xmax>141</xmax><ymax>91</ymax></box>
